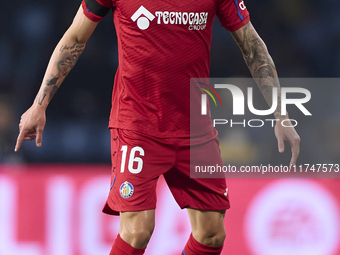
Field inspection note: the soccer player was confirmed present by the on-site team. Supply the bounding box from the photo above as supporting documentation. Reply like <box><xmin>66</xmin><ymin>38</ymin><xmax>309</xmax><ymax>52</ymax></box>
<box><xmin>15</xmin><ymin>0</ymin><xmax>300</xmax><ymax>254</ymax></box>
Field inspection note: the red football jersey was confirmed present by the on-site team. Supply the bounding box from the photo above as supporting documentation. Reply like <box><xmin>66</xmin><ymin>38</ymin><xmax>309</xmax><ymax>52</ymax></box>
<box><xmin>82</xmin><ymin>0</ymin><xmax>250</xmax><ymax>137</ymax></box>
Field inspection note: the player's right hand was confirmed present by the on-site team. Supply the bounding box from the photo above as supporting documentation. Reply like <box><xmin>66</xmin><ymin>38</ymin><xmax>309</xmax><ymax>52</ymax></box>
<box><xmin>274</xmin><ymin>118</ymin><xmax>300</xmax><ymax>167</ymax></box>
<box><xmin>15</xmin><ymin>105</ymin><xmax>46</xmax><ymax>152</ymax></box>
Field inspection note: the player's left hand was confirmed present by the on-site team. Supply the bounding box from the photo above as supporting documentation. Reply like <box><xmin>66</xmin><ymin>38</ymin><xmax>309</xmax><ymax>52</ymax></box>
<box><xmin>274</xmin><ymin>118</ymin><xmax>301</xmax><ymax>167</ymax></box>
<box><xmin>15</xmin><ymin>105</ymin><xmax>46</xmax><ymax>152</ymax></box>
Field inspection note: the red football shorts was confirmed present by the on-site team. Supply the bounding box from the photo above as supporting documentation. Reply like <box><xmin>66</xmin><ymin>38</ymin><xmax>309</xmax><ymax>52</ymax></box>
<box><xmin>103</xmin><ymin>128</ymin><xmax>230</xmax><ymax>215</ymax></box>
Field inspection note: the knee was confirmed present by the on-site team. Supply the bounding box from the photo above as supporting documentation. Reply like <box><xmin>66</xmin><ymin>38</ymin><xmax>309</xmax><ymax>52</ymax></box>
<box><xmin>193</xmin><ymin>227</ymin><xmax>226</xmax><ymax>247</ymax></box>
<box><xmin>120</xmin><ymin>221</ymin><xmax>154</xmax><ymax>248</ymax></box>
<box><xmin>119</xmin><ymin>210</ymin><xmax>155</xmax><ymax>248</ymax></box>
<box><xmin>123</xmin><ymin>228</ymin><xmax>153</xmax><ymax>248</ymax></box>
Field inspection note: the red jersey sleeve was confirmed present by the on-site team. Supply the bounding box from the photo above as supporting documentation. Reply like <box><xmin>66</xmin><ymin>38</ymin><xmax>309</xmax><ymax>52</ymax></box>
<box><xmin>216</xmin><ymin>0</ymin><xmax>250</xmax><ymax>32</ymax></box>
<box><xmin>81</xmin><ymin>0</ymin><xmax>113</xmax><ymax>22</ymax></box>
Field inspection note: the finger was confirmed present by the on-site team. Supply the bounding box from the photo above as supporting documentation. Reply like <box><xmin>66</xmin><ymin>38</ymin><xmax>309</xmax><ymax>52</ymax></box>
<box><xmin>23</xmin><ymin>135</ymin><xmax>37</xmax><ymax>141</ymax></box>
<box><xmin>26</xmin><ymin>130</ymin><xmax>36</xmax><ymax>135</ymax></box>
<box><xmin>277</xmin><ymin>134</ymin><xmax>285</xmax><ymax>153</ymax></box>
<box><xmin>289</xmin><ymin>137</ymin><xmax>300</xmax><ymax>167</ymax></box>
<box><xmin>15</xmin><ymin>130</ymin><xmax>28</xmax><ymax>152</ymax></box>
<box><xmin>290</xmin><ymin>148</ymin><xmax>298</xmax><ymax>167</ymax></box>
<box><xmin>35</xmin><ymin>127</ymin><xmax>43</xmax><ymax>147</ymax></box>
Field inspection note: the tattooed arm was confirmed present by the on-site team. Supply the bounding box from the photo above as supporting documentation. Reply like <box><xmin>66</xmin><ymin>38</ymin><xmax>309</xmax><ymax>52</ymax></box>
<box><xmin>35</xmin><ymin>6</ymin><xmax>97</xmax><ymax>108</ymax></box>
<box><xmin>35</xmin><ymin>43</ymin><xmax>85</xmax><ymax>107</ymax></box>
<box><xmin>15</xmin><ymin>5</ymin><xmax>98</xmax><ymax>151</ymax></box>
<box><xmin>231</xmin><ymin>22</ymin><xmax>282</xmax><ymax>117</ymax></box>
<box><xmin>231</xmin><ymin>22</ymin><xmax>300</xmax><ymax>166</ymax></box>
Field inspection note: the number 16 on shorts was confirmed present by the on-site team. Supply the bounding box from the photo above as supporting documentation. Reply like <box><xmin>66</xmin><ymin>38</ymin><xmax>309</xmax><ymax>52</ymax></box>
<box><xmin>120</xmin><ymin>145</ymin><xmax>145</xmax><ymax>174</ymax></box>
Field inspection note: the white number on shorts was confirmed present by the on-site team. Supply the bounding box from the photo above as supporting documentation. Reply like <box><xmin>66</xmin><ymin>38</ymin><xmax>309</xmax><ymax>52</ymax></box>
<box><xmin>120</xmin><ymin>145</ymin><xmax>145</xmax><ymax>174</ymax></box>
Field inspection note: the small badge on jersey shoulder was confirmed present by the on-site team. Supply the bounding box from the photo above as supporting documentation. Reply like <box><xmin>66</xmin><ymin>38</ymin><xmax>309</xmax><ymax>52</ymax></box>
<box><xmin>120</xmin><ymin>181</ymin><xmax>134</xmax><ymax>198</ymax></box>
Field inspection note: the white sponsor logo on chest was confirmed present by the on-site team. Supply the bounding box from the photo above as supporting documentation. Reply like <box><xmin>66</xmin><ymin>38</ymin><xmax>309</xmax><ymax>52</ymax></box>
<box><xmin>131</xmin><ymin>6</ymin><xmax>208</xmax><ymax>31</ymax></box>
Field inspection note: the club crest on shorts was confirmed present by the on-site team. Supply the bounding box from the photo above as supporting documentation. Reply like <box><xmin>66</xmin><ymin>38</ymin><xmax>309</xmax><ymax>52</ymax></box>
<box><xmin>120</xmin><ymin>181</ymin><xmax>134</xmax><ymax>198</ymax></box>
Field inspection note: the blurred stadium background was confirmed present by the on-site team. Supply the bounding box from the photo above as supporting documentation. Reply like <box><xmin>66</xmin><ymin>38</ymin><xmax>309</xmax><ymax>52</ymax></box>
<box><xmin>1</xmin><ymin>0</ymin><xmax>340</xmax><ymax>254</ymax></box>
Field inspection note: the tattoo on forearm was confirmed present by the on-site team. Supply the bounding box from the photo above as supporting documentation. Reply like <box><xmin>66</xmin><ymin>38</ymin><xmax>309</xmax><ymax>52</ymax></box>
<box><xmin>60</xmin><ymin>43</ymin><xmax>85</xmax><ymax>54</ymax></box>
<box><xmin>48</xmin><ymin>86</ymin><xmax>59</xmax><ymax>103</ymax></box>
<box><xmin>37</xmin><ymin>93</ymin><xmax>47</xmax><ymax>105</ymax></box>
<box><xmin>46</xmin><ymin>77</ymin><xmax>59</xmax><ymax>85</ymax></box>
<box><xmin>38</xmin><ymin>42</ymin><xmax>85</xmax><ymax>105</ymax></box>
<box><xmin>233</xmin><ymin>22</ymin><xmax>284</xmax><ymax>118</ymax></box>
